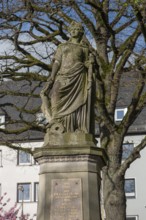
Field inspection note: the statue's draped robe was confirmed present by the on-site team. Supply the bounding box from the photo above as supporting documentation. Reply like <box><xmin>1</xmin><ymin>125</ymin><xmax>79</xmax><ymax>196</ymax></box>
<box><xmin>49</xmin><ymin>42</ymin><xmax>89</xmax><ymax>132</ymax></box>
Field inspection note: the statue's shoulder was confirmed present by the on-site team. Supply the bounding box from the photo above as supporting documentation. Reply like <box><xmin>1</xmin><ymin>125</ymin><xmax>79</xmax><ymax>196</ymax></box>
<box><xmin>57</xmin><ymin>42</ymin><xmax>88</xmax><ymax>50</ymax></box>
<box><xmin>56</xmin><ymin>43</ymin><xmax>69</xmax><ymax>52</ymax></box>
<box><xmin>57</xmin><ymin>42</ymin><xmax>68</xmax><ymax>48</ymax></box>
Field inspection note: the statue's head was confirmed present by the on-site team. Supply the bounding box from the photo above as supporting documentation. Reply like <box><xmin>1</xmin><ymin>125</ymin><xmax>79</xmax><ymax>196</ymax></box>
<box><xmin>68</xmin><ymin>21</ymin><xmax>84</xmax><ymax>39</ymax></box>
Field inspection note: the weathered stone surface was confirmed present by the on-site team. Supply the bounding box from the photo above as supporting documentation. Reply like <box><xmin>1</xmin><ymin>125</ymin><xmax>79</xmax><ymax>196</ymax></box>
<box><xmin>34</xmin><ymin>146</ymin><xmax>107</xmax><ymax>170</ymax></box>
<box><xmin>43</xmin><ymin>132</ymin><xmax>96</xmax><ymax>147</ymax></box>
<box><xmin>34</xmin><ymin>139</ymin><xmax>107</xmax><ymax>220</ymax></box>
<box><xmin>40</xmin><ymin>21</ymin><xmax>95</xmax><ymax>134</ymax></box>
<box><xmin>36</xmin><ymin>20</ymin><xmax>107</xmax><ymax>220</ymax></box>
<box><xmin>50</xmin><ymin>178</ymin><xmax>82</xmax><ymax>220</ymax></box>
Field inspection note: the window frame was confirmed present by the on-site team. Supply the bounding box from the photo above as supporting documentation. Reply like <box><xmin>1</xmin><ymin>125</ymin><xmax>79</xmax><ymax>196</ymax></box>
<box><xmin>126</xmin><ymin>215</ymin><xmax>138</xmax><ymax>220</ymax></box>
<box><xmin>17</xmin><ymin>150</ymin><xmax>32</xmax><ymax>166</ymax></box>
<box><xmin>36</xmin><ymin>113</ymin><xmax>47</xmax><ymax>126</ymax></box>
<box><xmin>17</xmin><ymin>183</ymin><xmax>31</xmax><ymax>202</ymax></box>
<box><xmin>115</xmin><ymin>108</ymin><xmax>127</xmax><ymax>121</ymax></box>
<box><xmin>0</xmin><ymin>150</ymin><xmax>2</xmax><ymax>167</ymax></box>
<box><xmin>122</xmin><ymin>143</ymin><xmax>134</xmax><ymax>160</ymax></box>
<box><xmin>34</xmin><ymin>182</ymin><xmax>39</xmax><ymax>202</ymax></box>
<box><xmin>0</xmin><ymin>115</ymin><xmax>5</xmax><ymax>129</ymax></box>
<box><xmin>124</xmin><ymin>178</ymin><xmax>136</xmax><ymax>198</ymax></box>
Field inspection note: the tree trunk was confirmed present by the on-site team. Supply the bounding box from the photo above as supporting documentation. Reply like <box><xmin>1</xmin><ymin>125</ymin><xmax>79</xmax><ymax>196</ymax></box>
<box><xmin>102</xmin><ymin>168</ymin><xmax>126</xmax><ymax>220</ymax></box>
<box><xmin>100</xmin><ymin>131</ymin><xmax>127</xmax><ymax>220</ymax></box>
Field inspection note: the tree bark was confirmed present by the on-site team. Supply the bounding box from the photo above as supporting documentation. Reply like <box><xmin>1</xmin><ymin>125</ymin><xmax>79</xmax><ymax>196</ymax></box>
<box><xmin>101</xmin><ymin>133</ymin><xmax>126</xmax><ymax>220</ymax></box>
<box><xmin>103</xmin><ymin>168</ymin><xmax>126</xmax><ymax>220</ymax></box>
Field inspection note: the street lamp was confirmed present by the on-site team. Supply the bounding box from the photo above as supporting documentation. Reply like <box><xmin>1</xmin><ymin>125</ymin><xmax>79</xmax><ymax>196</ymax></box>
<box><xmin>18</xmin><ymin>185</ymin><xmax>24</xmax><ymax>219</ymax></box>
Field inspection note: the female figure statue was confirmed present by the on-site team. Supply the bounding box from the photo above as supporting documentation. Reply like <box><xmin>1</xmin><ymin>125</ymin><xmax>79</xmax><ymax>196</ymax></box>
<box><xmin>41</xmin><ymin>22</ymin><xmax>93</xmax><ymax>133</ymax></box>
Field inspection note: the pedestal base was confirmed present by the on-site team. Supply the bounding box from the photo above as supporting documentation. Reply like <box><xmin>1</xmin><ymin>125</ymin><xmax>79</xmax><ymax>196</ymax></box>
<box><xmin>33</xmin><ymin>133</ymin><xmax>107</xmax><ymax>220</ymax></box>
<box><xmin>43</xmin><ymin>132</ymin><xmax>97</xmax><ymax>147</ymax></box>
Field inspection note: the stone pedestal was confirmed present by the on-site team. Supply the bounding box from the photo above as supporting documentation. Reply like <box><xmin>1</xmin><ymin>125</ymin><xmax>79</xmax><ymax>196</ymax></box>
<box><xmin>33</xmin><ymin>133</ymin><xmax>107</xmax><ymax>220</ymax></box>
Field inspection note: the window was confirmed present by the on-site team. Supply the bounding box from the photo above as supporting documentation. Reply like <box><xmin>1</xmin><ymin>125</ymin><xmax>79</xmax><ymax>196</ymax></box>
<box><xmin>0</xmin><ymin>150</ymin><xmax>2</xmax><ymax>167</ymax></box>
<box><xmin>36</xmin><ymin>113</ymin><xmax>47</xmax><ymax>125</ymax></box>
<box><xmin>18</xmin><ymin>150</ymin><xmax>31</xmax><ymax>165</ymax></box>
<box><xmin>122</xmin><ymin>143</ymin><xmax>134</xmax><ymax>160</ymax></box>
<box><xmin>115</xmin><ymin>108</ymin><xmax>127</xmax><ymax>121</ymax></box>
<box><xmin>17</xmin><ymin>183</ymin><xmax>31</xmax><ymax>202</ymax></box>
<box><xmin>126</xmin><ymin>216</ymin><xmax>138</xmax><ymax>220</ymax></box>
<box><xmin>125</xmin><ymin>178</ymin><xmax>136</xmax><ymax>198</ymax></box>
<box><xmin>0</xmin><ymin>115</ymin><xmax>5</xmax><ymax>128</ymax></box>
<box><xmin>34</xmin><ymin>182</ymin><xmax>39</xmax><ymax>202</ymax></box>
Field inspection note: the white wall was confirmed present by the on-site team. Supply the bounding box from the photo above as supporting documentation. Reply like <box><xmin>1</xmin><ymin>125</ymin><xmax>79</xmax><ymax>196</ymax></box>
<box><xmin>1</xmin><ymin>136</ymin><xmax>146</xmax><ymax>220</ymax></box>
<box><xmin>124</xmin><ymin>135</ymin><xmax>146</xmax><ymax>220</ymax></box>
<box><xmin>0</xmin><ymin>142</ymin><xmax>43</xmax><ymax>218</ymax></box>
<box><xmin>98</xmin><ymin>134</ymin><xmax>146</xmax><ymax>220</ymax></box>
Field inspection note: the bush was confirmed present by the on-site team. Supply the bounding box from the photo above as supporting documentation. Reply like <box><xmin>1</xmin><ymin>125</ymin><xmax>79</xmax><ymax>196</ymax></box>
<box><xmin>0</xmin><ymin>193</ymin><xmax>36</xmax><ymax>220</ymax></box>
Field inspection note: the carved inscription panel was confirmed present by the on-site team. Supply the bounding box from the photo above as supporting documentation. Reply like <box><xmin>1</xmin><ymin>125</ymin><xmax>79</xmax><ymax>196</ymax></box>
<box><xmin>50</xmin><ymin>178</ymin><xmax>83</xmax><ymax>220</ymax></box>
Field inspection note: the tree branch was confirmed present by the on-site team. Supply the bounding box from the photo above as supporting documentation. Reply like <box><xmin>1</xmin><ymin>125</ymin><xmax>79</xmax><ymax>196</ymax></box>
<box><xmin>117</xmin><ymin>136</ymin><xmax>146</xmax><ymax>176</ymax></box>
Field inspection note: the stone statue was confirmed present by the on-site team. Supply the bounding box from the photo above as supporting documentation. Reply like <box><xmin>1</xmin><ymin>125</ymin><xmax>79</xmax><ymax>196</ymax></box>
<box><xmin>40</xmin><ymin>21</ymin><xmax>94</xmax><ymax>134</ymax></box>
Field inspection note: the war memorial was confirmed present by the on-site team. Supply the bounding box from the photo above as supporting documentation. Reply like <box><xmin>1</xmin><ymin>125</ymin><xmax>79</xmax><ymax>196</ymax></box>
<box><xmin>33</xmin><ymin>21</ymin><xmax>107</xmax><ymax>220</ymax></box>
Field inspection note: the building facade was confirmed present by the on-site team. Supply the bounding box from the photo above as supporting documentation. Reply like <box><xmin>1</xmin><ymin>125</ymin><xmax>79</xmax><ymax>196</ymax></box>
<box><xmin>0</xmin><ymin>76</ymin><xmax>146</xmax><ymax>220</ymax></box>
<box><xmin>124</xmin><ymin>135</ymin><xmax>146</xmax><ymax>220</ymax></box>
<box><xmin>0</xmin><ymin>135</ymin><xmax>146</xmax><ymax>220</ymax></box>
<box><xmin>0</xmin><ymin>142</ymin><xmax>42</xmax><ymax>219</ymax></box>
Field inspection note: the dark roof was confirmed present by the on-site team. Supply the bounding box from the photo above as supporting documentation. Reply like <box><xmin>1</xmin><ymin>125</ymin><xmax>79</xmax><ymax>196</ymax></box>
<box><xmin>0</xmin><ymin>72</ymin><xmax>146</xmax><ymax>143</ymax></box>
<box><xmin>0</xmin><ymin>80</ymin><xmax>44</xmax><ymax>142</ymax></box>
<box><xmin>95</xmin><ymin>71</ymin><xmax>146</xmax><ymax>135</ymax></box>
<box><xmin>117</xmin><ymin>71</ymin><xmax>146</xmax><ymax>133</ymax></box>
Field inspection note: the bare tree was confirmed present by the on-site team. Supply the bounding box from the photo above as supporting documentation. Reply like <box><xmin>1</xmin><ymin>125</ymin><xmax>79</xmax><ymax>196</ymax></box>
<box><xmin>0</xmin><ymin>0</ymin><xmax>146</xmax><ymax>219</ymax></box>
